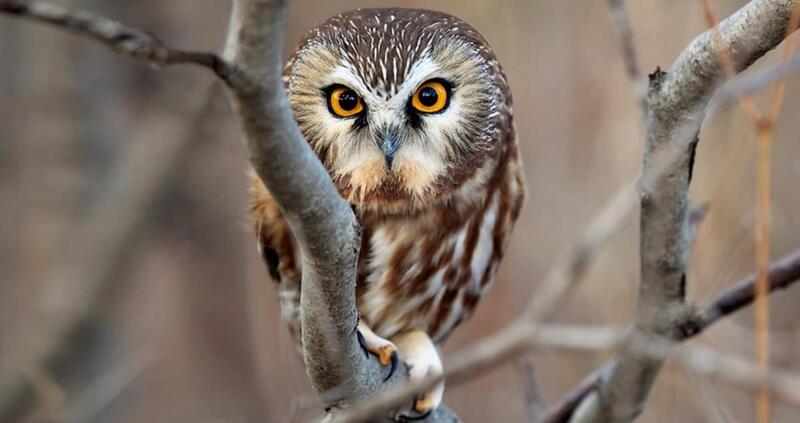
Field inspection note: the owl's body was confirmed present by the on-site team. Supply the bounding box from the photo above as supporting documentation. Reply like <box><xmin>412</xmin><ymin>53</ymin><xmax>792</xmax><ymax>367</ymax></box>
<box><xmin>250</xmin><ymin>8</ymin><xmax>523</xmax><ymax>416</ymax></box>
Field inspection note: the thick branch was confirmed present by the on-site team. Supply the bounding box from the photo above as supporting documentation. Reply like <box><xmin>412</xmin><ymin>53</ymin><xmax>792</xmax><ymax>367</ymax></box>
<box><xmin>337</xmin><ymin>244</ymin><xmax>800</xmax><ymax>423</ymax></box>
<box><xmin>221</xmin><ymin>1</ymin><xmax>457</xmax><ymax>420</ymax></box>
<box><xmin>222</xmin><ymin>0</ymin><xmax>375</xmax><ymax>411</ymax></box>
<box><xmin>1</xmin><ymin>0</ymin><xmax>458</xmax><ymax>420</ymax></box>
<box><xmin>582</xmin><ymin>1</ymin><xmax>800</xmax><ymax>421</ymax></box>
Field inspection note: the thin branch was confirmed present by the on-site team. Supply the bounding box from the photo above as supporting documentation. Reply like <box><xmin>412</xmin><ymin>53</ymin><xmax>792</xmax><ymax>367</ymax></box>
<box><xmin>518</xmin><ymin>358</ymin><xmax>546</xmax><ymax>422</ymax></box>
<box><xmin>522</xmin><ymin>183</ymin><xmax>638</xmax><ymax>323</ymax></box>
<box><xmin>695</xmin><ymin>248</ymin><xmax>800</xmax><ymax>332</ymax></box>
<box><xmin>1</xmin><ymin>1</ymin><xmax>456</xmax><ymax>420</ymax></box>
<box><xmin>580</xmin><ymin>1</ymin><xmax>800</xmax><ymax>421</ymax></box>
<box><xmin>0</xmin><ymin>84</ymin><xmax>222</xmax><ymax>419</ymax></box>
<box><xmin>713</xmin><ymin>53</ymin><xmax>800</xmax><ymax>110</ymax></box>
<box><xmin>524</xmin><ymin>325</ymin><xmax>800</xmax><ymax>409</ymax></box>
<box><xmin>607</xmin><ymin>0</ymin><xmax>647</xmax><ymax>112</ymax></box>
<box><xmin>335</xmin><ymin>243</ymin><xmax>800</xmax><ymax>423</ymax></box>
<box><xmin>0</xmin><ymin>0</ymin><xmax>236</xmax><ymax>82</ymax></box>
<box><xmin>541</xmin><ymin>247</ymin><xmax>800</xmax><ymax>423</ymax></box>
<box><xmin>696</xmin><ymin>2</ymin><xmax>800</xmax><ymax>420</ymax></box>
<box><xmin>222</xmin><ymin>1</ymin><xmax>458</xmax><ymax>420</ymax></box>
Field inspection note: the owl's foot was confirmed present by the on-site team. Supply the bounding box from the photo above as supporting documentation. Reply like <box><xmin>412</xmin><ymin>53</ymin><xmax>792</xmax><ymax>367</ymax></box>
<box><xmin>393</xmin><ymin>330</ymin><xmax>444</xmax><ymax>418</ymax></box>
<box><xmin>357</xmin><ymin>322</ymin><xmax>399</xmax><ymax>382</ymax></box>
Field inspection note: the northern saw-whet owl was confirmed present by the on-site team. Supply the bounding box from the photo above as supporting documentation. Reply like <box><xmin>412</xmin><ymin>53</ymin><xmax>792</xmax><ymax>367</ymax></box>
<box><xmin>250</xmin><ymin>8</ymin><xmax>524</xmax><ymax>417</ymax></box>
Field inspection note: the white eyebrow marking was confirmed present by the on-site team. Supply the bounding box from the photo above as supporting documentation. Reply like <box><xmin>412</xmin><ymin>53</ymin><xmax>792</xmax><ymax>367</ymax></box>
<box><xmin>328</xmin><ymin>66</ymin><xmax>382</xmax><ymax>105</ymax></box>
<box><xmin>387</xmin><ymin>56</ymin><xmax>441</xmax><ymax>109</ymax></box>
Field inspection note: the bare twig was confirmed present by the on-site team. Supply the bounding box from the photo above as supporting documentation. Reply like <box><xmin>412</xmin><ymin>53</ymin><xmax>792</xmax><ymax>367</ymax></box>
<box><xmin>522</xmin><ymin>183</ymin><xmax>638</xmax><ymax>323</ymax></box>
<box><xmin>696</xmin><ymin>249</ymin><xmax>800</xmax><ymax>331</ymax></box>
<box><xmin>4</xmin><ymin>1</ymin><xmax>800</xmax><ymax>422</ymax></box>
<box><xmin>1</xmin><ymin>1</ymin><xmax>458</xmax><ymax>420</ymax></box>
<box><xmin>0</xmin><ymin>84</ymin><xmax>222</xmax><ymax>419</ymax></box>
<box><xmin>607</xmin><ymin>0</ymin><xmax>647</xmax><ymax>111</ymax></box>
<box><xmin>697</xmin><ymin>2</ymin><xmax>800</xmax><ymax>420</ymax></box>
<box><xmin>575</xmin><ymin>1</ymin><xmax>800</xmax><ymax>421</ymax></box>
<box><xmin>518</xmin><ymin>358</ymin><xmax>546</xmax><ymax>422</ymax></box>
<box><xmin>0</xmin><ymin>0</ymin><xmax>235</xmax><ymax>81</ymax></box>
<box><xmin>714</xmin><ymin>53</ymin><xmax>800</xmax><ymax>105</ymax></box>
<box><xmin>335</xmin><ymin>241</ymin><xmax>800</xmax><ymax>423</ymax></box>
<box><xmin>525</xmin><ymin>325</ymin><xmax>800</xmax><ymax>408</ymax></box>
<box><xmin>541</xmin><ymin>247</ymin><xmax>800</xmax><ymax>423</ymax></box>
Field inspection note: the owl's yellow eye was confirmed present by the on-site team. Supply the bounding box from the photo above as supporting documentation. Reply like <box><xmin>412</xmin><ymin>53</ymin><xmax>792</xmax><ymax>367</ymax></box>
<box><xmin>411</xmin><ymin>80</ymin><xmax>449</xmax><ymax>114</ymax></box>
<box><xmin>329</xmin><ymin>86</ymin><xmax>364</xmax><ymax>117</ymax></box>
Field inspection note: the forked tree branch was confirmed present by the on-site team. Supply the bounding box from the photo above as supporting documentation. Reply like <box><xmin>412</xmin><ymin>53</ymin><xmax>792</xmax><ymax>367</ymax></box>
<box><xmin>569</xmin><ymin>0</ymin><xmax>800</xmax><ymax>421</ymax></box>
<box><xmin>0</xmin><ymin>0</ymin><xmax>455</xmax><ymax>420</ymax></box>
<box><xmin>331</xmin><ymin>246</ymin><xmax>800</xmax><ymax>423</ymax></box>
<box><xmin>542</xmin><ymin>248</ymin><xmax>800</xmax><ymax>423</ymax></box>
<box><xmin>221</xmin><ymin>0</ymin><xmax>442</xmax><ymax>419</ymax></box>
<box><xmin>3</xmin><ymin>0</ymin><xmax>800</xmax><ymax>422</ymax></box>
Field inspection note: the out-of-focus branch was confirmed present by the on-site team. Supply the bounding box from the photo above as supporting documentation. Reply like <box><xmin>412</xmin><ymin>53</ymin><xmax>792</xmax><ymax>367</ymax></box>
<box><xmin>571</xmin><ymin>1</ymin><xmax>800</xmax><ymax>421</ymax></box>
<box><xmin>335</xmin><ymin>242</ymin><xmax>800</xmax><ymax>423</ymax></box>
<box><xmin>519</xmin><ymin>359</ymin><xmax>546</xmax><ymax>421</ymax></box>
<box><xmin>607</xmin><ymin>0</ymin><xmax>646</xmax><ymax>111</ymax></box>
<box><xmin>1</xmin><ymin>1</ymin><xmax>458</xmax><ymax>420</ymax></box>
<box><xmin>714</xmin><ymin>53</ymin><xmax>800</xmax><ymax>107</ymax></box>
<box><xmin>526</xmin><ymin>325</ymin><xmax>800</xmax><ymax>409</ymax></box>
<box><xmin>0</xmin><ymin>85</ymin><xmax>222</xmax><ymax>419</ymax></box>
<box><xmin>542</xmin><ymin>246</ymin><xmax>800</xmax><ymax>423</ymax></box>
<box><xmin>0</xmin><ymin>0</ymin><xmax>235</xmax><ymax>81</ymax></box>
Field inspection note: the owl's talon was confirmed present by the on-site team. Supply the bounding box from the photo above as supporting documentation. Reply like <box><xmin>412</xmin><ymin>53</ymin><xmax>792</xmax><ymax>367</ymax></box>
<box><xmin>397</xmin><ymin>406</ymin><xmax>432</xmax><ymax>422</ymax></box>
<box><xmin>384</xmin><ymin>350</ymin><xmax>399</xmax><ymax>382</ymax></box>
<box><xmin>392</xmin><ymin>330</ymin><xmax>444</xmax><ymax>417</ymax></box>
<box><xmin>356</xmin><ymin>330</ymin><xmax>369</xmax><ymax>358</ymax></box>
<box><xmin>357</xmin><ymin>322</ymin><xmax>398</xmax><ymax>380</ymax></box>
<box><xmin>413</xmin><ymin>393</ymin><xmax>437</xmax><ymax>415</ymax></box>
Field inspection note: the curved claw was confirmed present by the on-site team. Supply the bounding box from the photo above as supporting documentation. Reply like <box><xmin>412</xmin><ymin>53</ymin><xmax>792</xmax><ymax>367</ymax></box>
<box><xmin>398</xmin><ymin>403</ymin><xmax>432</xmax><ymax>422</ymax></box>
<box><xmin>384</xmin><ymin>350</ymin><xmax>399</xmax><ymax>382</ymax></box>
<box><xmin>356</xmin><ymin>330</ymin><xmax>369</xmax><ymax>358</ymax></box>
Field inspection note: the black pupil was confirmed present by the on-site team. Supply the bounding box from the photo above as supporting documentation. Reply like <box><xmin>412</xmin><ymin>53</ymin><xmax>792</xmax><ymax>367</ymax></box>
<box><xmin>338</xmin><ymin>90</ymin><xmax>359</xmax><ymax>111</ymax></box>
<box><xmin>419</xmin><ymin>87</ymin><xmax>439</xmax><ymax>107</ymax></box>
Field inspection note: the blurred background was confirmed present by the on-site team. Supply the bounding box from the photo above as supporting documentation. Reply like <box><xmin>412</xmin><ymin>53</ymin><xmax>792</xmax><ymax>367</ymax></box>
<box><xmin>1</xmin><ymin>1</ymin><xmax>799</xmax><ymax>422</ymax></box>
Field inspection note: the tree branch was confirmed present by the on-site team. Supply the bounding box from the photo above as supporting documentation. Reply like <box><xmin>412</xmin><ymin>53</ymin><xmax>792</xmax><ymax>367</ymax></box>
<box><xmin>4</xmin><ymin>0</ymin><xmax>799</xmax><ymax>421</ymax></box>
<box><xmin>335</xmin><ymin>243</ymin><xmax>800</xmax><ymax>423</ymax></box>
<box><xmin>0</xmin><ymin>83</ymin><xmax>222</xmax><ymax>419</ymax></box>
<box><xmin>0</xmin><ymin>0</ymin><xmax>458</xmax><ymax>420</ymax></box>
<box><xmin>607</xmin><ymin>0</ymin><xmax>647</xmax><ymax>112</ymax></box>
<box><xmin>0</xmin><ymin>0</ymin><xmax>235</xmax><ymax>80</ymax></box>
<box><xmin>695</xmin><ymin>248</ymin><xmax>800</xmax><ymax>332</ymax></box>
<box><xmin>542</xmin><ymin>246</ymin><xmax>800</xmax><ymax>422</ymax></box>
<box><xmin>221</xmin><ymin>0</ymin><xmax>457</xmax><ymax>420</ymax></box>
<box><xmin>222</xmin><ymin>0</ymin><xmax>368</xmax><ymax>409</ymax></box>
<box><xmin>569</xmin><ymin>1</ymin><xmax>800</xmax><ymax>421</ymax></box>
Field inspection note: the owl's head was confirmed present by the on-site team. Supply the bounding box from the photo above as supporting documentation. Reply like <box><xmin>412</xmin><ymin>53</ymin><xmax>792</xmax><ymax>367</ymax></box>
<box><xmin>285</xmin><ymin>9</ymin><xmax>513</xmax><ymax>215</ymax></box>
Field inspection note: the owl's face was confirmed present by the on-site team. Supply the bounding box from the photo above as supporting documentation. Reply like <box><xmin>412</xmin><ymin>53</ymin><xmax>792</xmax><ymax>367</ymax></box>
<box><xmin>285</xmin><ymin>9</ymin><xmax>512</xmax><ymax>215</ymax></box>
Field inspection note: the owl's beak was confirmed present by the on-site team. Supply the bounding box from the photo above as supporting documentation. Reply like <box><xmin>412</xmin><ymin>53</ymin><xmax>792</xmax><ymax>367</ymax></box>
<box><xmin>378</xmin><ymin>132</ymin><xmax>399</xmax><ymax>169</ymax></box>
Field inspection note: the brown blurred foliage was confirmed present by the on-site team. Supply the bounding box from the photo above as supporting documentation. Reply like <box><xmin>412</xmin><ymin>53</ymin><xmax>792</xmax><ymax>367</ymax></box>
<box><xmin>1</xmin><ymin>1</ymin><xmax>799</xmax><ymax>422</ymax></box>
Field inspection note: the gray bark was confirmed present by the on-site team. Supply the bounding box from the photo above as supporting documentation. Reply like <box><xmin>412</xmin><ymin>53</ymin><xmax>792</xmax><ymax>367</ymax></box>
<box><xmin>573</xmin><ymin>1</ymin><xmax>800</xmax><ymax>421</ymax></box>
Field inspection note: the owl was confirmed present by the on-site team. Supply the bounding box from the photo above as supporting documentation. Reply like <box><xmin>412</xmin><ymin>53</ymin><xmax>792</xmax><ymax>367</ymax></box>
<box><xmin>250</xmin><ymin>8</ymin><xmax>524</xmax><ymax>418</ymax></box>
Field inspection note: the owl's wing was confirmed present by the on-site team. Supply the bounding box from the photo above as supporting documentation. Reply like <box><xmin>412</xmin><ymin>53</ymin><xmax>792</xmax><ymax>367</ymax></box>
<box><xmin>249</xmin><ymin>171</ymin><xmax>303</xmax><ymax>344</ymax></box>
